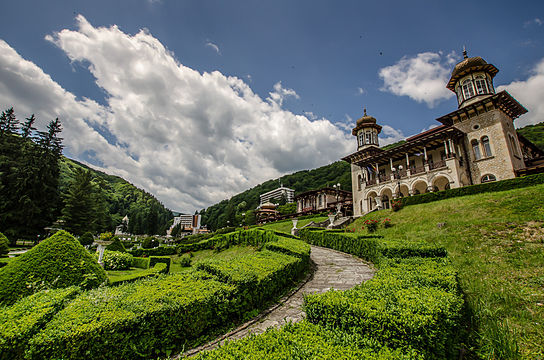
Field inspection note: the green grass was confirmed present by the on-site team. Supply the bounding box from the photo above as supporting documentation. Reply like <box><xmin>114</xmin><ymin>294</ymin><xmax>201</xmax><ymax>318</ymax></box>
<box><xmin>346</xmin><ymin>184</ymin><xmax>544</xmax><ymax>359</ymax></box>
<box><xmin>106</xmin><ymin>267</ymin><xmax>150</xmax><ymax>282</ymax></box>
<box><xmin>261</xmin><ymin>216</ymin><xmax>328</xmax><ymax>234</ymax></box>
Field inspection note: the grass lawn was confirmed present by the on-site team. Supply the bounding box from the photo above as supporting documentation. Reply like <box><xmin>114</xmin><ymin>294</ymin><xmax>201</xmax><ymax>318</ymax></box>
<box><xmin>106</xmin><ymin>267</ymin><xmax>150</xmax><ymax>282</ymax></box>
<box><xmin>347</xmin><ymin>184</ymin><xmax>544</xmax><ymax>359</ymax></box>
<box><xmin>261</xmin><ymin>216</ymin><xmax>328</xmax><ymax>234</ymax></box>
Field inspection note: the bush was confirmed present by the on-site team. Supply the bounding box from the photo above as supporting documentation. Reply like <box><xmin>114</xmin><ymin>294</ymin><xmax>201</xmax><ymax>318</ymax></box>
<box><xmin>364</xmin><ymin>219</ymin><xmax>379</xmax><ymax>232</ymax></box>
<box><xmin>379</xmin><ymin>239</ymin><xmax>447</xmax><ymax>259</ymax></box>
<box><xmin>78</xmin><ymin>232</ymin><xmax>94</xmax><ymax>247</ymax></box>
<box><xmin>129</xmin><ymin>245</ymin><xmax>177</xmax><ymax>257</ymax></box>
<box><xmin>195</xmin><ymin>321</ymin><xmax>422</xmax><ymax>360</ymax></box>
<box><xmin>0</xmin><ymin>230</ymin><xmax>107</xmax><ymax>306</ymax></box>
<box><xmin>26</xmin><ymin>272</ymin><xmax>238</xmax><ymax>360</ymax></box>
<box><xmin>264</xmin><ymin>236</ymin><xmax>311</xmax><ymax>263</ymax></box>
<box><xmin>103</xmin><ymin>250</ymin><xmax>133</xmax><ymax>270</ymax></box>
<box><xmin>105</xmin><ymin>237</ymin><xmax>126</xmax><ymax>252</ymax></box>
<box><xmin>179</xmin><ymin>253</ymin><xmax>191</xmax><ymax>267</ymax></box>
<box><xmin>391</xmin><ymin>199</ymin><xmax>403</xmax><ymax>211</ymax></box>
<box><xmin>400</xmin><ymin>173</ymin><xmax>544</xmax><ymax>207</ymax></box>
<box><xmin>0</xmin><ymin>287</ymin><xmax>80</xmax><ymax>360</ymax></box>
<box><xmin>131</xmin><ymin>257</ymin><xmax>150</xmax><ymax>269</ymax></box>
<box><xmin>149</xmin><ymin>256</ymin><xmax>171</xmax><ymax>273</ymax></box>
<box><xmin>0</xmin><ymin>232</ymin><xmax>8</xmax><ymax>257</ymax></box>
<box><xmin>141</xmin><ymin>236</ymin><xmax>159</xmax><ymax>249</ymax></box>
<box><xmin>304</xmin><ymin>257</ymin><xmax>463</xmax><ymax>359</ymax></box>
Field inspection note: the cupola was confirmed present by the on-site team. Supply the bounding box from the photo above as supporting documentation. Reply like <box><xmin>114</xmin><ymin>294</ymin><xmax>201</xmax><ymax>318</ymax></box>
<box><xmin>352</xmin><ymin>108</ymin><xmax>382</xmax><ymax>151</ymax></box>
<box><xmin>447</xmin><ymin>48</ymin><xmax>499</xmax><ymax>108</ymax></box>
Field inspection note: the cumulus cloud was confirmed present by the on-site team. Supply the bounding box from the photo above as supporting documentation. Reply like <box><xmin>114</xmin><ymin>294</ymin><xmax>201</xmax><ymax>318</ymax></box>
<box><xmin>205</xmin><ymin>41</ymin><xmax>221</xmax><ymax>55</ymax></box>
<box><xmin>497</xmin><ymin>58</ymin><xmax>544</xmax><ymax>128</ymax></box>
<box><xmin>379</xmin><ymin>51</ymin><xmax>456</xmax><ymax>107</ymax></box>
<box><xmin>379</xmin><ymin>125</ymin><xmax>406</xmax><ymax>146</ymax></box>
<box><xmin>0</xmin><ymin>15</ymin><xmax>352</xmax><ymax>213</ymax></box>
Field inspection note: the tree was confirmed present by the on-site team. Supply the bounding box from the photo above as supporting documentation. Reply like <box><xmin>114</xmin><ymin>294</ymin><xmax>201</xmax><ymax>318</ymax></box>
<box><xmin>0</xmin><ymin>232</ymin><xmax>9</xmax><ymax>257</ymax></box>
<box><xmin>62</xmin><ymin>169</ymin><xmax>99</xmax><ymax>235</ymax></box>
<box><xmin>79</xmin><ymin>232</ymin><xmax>94</xmax><ymax>247</ymax></box>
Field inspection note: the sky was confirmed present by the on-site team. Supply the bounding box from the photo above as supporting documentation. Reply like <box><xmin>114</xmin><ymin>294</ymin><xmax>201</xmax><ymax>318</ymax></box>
<box><xmin>1</xmin><ymin>0</ymin><xmax>543</xmax><ymax>213</ymax></box>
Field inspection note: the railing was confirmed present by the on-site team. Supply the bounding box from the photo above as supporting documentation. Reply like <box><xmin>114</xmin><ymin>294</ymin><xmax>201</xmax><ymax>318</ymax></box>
<box><xmin>379</xmin><ymin>174</ymin><xmax>389</xmax><ymax>182</ymax></box>
<box><xmin>411</xmin><ymin>166</ymin><xmax>426</xmax><ymax>175</ymax></box>
<box><xmin>302</xmin><ymin>206</ymin><xmax>314</xmax><ymax>212</ymax></box>
<box><xmin>366</xmin><ymin>178</ymin><xmax>376</xmax><ymax>186</ymax></box>
<box><xmin>429</xmin><ymin>159</ymin><xmax>446</xmax><ymax>170</ymax></box>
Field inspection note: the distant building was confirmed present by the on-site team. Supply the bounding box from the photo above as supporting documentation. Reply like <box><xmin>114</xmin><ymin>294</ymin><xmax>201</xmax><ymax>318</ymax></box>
<box><xmin>295</xmin><ymin>187</ymin><xmax>352</xmax><ymax>216</ymax></box>
<box><xmin>167</xmin><ymin>214</ymin><xmax>201</xmax><ymax>236</ymax></box>
<box><xmin>114</xmin><ymin>215</ymin><xmax>129</xmax><ymax>235</ymax></box>
<box><xmin>259</xmin><ymin>186</ymin><xmax>295</xmax><ymax>206</ymax></box>
<box><xmin>342</xmin><ymin>50</ymin><xmax>544</xmax><ymax>216</ymax></box>
<box><xmin>256</xmin><ymin>202</ymin><xmax>279</xmax><ymax>224</ymax></box>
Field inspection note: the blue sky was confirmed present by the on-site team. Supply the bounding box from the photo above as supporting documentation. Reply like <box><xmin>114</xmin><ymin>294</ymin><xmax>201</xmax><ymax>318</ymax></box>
<box><xmin>1</xmin><ymin>0</ymin><xmax>543</xmax><ymax>212</ymax></box>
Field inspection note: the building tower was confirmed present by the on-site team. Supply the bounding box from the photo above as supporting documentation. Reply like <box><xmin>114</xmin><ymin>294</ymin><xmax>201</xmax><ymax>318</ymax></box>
<box><xmin>352</xmin><ymin>108</ymin><xmax>382</xmax><ymax>151</ymax></box>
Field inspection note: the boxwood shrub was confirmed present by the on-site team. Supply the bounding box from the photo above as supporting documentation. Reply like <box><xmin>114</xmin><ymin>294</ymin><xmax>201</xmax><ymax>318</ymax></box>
<box><xmin>195</xmin><ymin>321</ymin><xmax>423</xmax><ymax>360</ymax></box>
<box><xmin>0</xmin><ymin>230</ymin><xmax>107</xmax><ymax>306</ymax></box>
<box><xmin>0</xmin><ymin>232</ymin><xmax>9</xmax><ymax>257</ymax></box>
<box><xmin>149</xmin><ymin>256</ymin><xmax>171</xmax><ymax>274</ymax></box>
<box><xmin>103</xmin><ymin>250</ymin><xmax>133</xmax><ymax>270</ymax></box>
<box><xmin>131</xmin><ymin>257</ymin><xmax>150</xmax><ymax>269</ymax></box>
<box><xmin>0</xmin><ymin>287</ymin><xmax>80</xmax><ymax>360</ymax></box>
<box><xmin>129</xmin><ymin>245</ymin><xmax>177</xmax><ymax>257</ymax></box>
<box><xmin>105</xmin><ymin>238</ymin><xmax>126</xmax><ymax>252</ymax></box>
<box><xmin>264</xmin><ymin>236</ymin><xmax>311</xmax><ymax>263</ymax></box>
<box><xmin>400</xmin><ymin>173</ymin><xmax>544</xmax><ymax>207</ymax></box>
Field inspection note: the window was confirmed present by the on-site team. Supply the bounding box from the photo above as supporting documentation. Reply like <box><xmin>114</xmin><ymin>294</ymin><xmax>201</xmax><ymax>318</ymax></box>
<box><xmin>318</xmin><ymin>194</ymin><xmax>323</xmax><ymax>207</ymax></box>
<box><xmin>462</xmin><ymin>79</ymin><xmax>475</xmax><ymax>100</ymax></box>
<box><xmin>481</xmin><ymin>174</ymin><xmax>496</xmax><ymax>183</ymax></box>
<box><xmin>474</xmin><ymin>75</ymin><xmax>489</xmax><ymax>95</ymax></box>
<box><xmin>357</xmin><ymin>175</ymin><xmax>362</xmax><ymax>191</ymax></box>
<box><xmin>456</xmin><ymin>87</ymin><xmax>463</xmax><ymax>104</ymax></box>
<box><xmin>372</xmin><ymin>131</ymin><xmax>378</xmax><ymax>145</ymax></box>
<box><xmin>472</xmin><ymin>139</ymin><xmax>481</xmax><ymax>160</ymax></box>
<box><xmin>509</xmin><ymin>134</ymin><xmax>520</xmax><ymax>157</ymax></box>
<box><xmin>358</xmin><ymin>132</ymin><xmax>363</xmax><ymax>147</ymax></box>
<box><xmin>365</xmin><ymin>132</ymin><xmax>372</xmax><ymax>144</ymax></box>
<box><xmin>481</xmin><ymin>136</ymin><xmax>492</xmax><ymax>157</ymax></box>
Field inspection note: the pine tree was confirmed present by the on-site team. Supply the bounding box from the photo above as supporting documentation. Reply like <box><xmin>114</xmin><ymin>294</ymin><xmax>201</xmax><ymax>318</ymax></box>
<box><xmin>21</xmin><ymin>114</ymin><xmax>36</xmax><ymax>139</ymax></box>
<box><xmin>62</xmin><ymin>169</ymin><xmax>98</xmax><ymax>235</ymax></box>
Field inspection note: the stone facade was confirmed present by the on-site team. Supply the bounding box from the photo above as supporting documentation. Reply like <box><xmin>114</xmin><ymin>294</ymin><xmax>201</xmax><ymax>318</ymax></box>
<box><xmin>343</xmin><ymin>52</ymin><xmax>537</xmax><ymax>216</ymax></box>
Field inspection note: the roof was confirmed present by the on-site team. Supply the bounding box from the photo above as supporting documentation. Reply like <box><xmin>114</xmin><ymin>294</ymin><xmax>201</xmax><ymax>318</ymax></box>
<box><xmin>447</xmin><ymin>55</ymin><xmax>499</xmax><ymax>91</ymax></box>
<box><xmin>351</xmin><ymin>109</ymin><xmax>382</xmax><ymax>135</ymax></box>
<box><xmin>295</xmin><ymin>187</ymin><xmax>352</xmax><ymax>200</ymax></box>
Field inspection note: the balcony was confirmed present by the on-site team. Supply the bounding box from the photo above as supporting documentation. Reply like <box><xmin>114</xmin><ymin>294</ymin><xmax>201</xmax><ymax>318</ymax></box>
<box><xmin>429</xmin><ymin>159</ymin><xmax>446</xmax><ymax>170</ymax></box>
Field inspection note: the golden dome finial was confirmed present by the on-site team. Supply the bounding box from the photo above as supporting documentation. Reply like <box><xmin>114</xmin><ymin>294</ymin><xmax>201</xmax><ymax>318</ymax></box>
<box><xmin>363</xmin><ymin>107</ymin><xmax>367</xmax><ymax>116</ymax></box>
<box><xmin>463</xmin><ymin>46</ymin><xmax>468</xmax><ymax>59</ymax></box>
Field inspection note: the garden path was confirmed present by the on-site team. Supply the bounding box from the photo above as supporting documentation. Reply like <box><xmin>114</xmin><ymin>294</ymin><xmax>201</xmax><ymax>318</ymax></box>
<box><xmin>182</xmin><ymin>245</ymin><xmax>374</xmax><ymax>357</ymax></box>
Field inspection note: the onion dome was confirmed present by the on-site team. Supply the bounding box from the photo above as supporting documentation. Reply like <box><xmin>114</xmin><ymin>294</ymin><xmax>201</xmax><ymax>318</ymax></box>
<box><xmin>260</xmin><ymin>202</ymin><xmax>277</xmax><ymax>209</ymax></box>
<box><xmin>447</xmin><ymin>49</ymin><xmax>498</xmax><ymax>91</ymax></box>
<box><xmin>352</xmin><ymin>108</ymin><xmax>382</xmax><ymax>136</ymax></box>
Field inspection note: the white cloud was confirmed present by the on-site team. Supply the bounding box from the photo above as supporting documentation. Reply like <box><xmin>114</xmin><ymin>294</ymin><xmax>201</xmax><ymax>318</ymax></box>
<box><xmin>379</xmin><ymin>125</ymin><xmax>406</xmax><ymax>146</ymax></box>
<box><xmin>497</xmin><ymin>58</ymin><xmax>544</xmax><ymax>128</ymax></box>
<box><xmin>205</xmin><ymin>41</ymin><xmax>221</xmax><ymax>55</ymax></box>
<box><xmin>0</xmin><ymin>15</ymin><xmax>352</xmax><ymax>213</ymax></box>
<box><xmin>524</xmin><ymin>18</ymin><xmax>543</xmax><ymax>28</ymax></box>
<box><xmin>357</xmin><ymin>87</ymin><xmax>365</xmax><ymax>95</ymax></box>
<box><xmin>379</xmin><ymin>51</ymin><xmax>456</xmax><ymax>107</ymax></box>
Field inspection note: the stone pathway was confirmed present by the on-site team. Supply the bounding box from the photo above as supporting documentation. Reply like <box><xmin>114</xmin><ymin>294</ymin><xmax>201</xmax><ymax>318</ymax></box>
<box><xmin>182</xmin><ymin>245</ymin><xmax>374</xmax><ymax>357</ymax></box>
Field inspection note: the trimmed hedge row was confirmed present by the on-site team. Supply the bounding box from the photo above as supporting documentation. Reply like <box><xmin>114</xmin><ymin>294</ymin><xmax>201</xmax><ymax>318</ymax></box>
<box><xmin>128</xmin><ymin>245</ymin><xmax>177</xmax><ymax>257</ymax></box>
<box><xmin>263</xmin><ymin>236</ymin><xmax>311</xmax><ymax>263</ymax></box>
<box><xmin>196</xmin><ymin>249</ymin><xmax>307</xmax><ymax>316</ymax></box>
<box><xmin>195</xmin><ymin>321</ymin><xmax>423</xmax><ymax>360</ymax></box>
<box><xmin>149</xmin><ymin>256</ymin><xmax>172</xmax><ymax>273</ymax></box>
<box><xmin>0</xmin><ymin>287</ymin><xmax>80</xmax><ymax>360</ymax></box>
<box><xmin>400</xmin><ymin>172</ymin><xmax>544</xmax><ymax>207</ymax></box>
<box><xmin>109</xmin><ymin>263</ymin><xmax>167</xmax><ymax>286</ymax></box>
<box><xmin>131</xmin><ymin>257</ymin><xmax>150</xmax><ymax>269</ymax></box>
<box><xmin>304</xmin><ymin>257</ymin><xmax>463</xmax><ymax>359</ymax></box>
<box><xmin>177</xmin><ymin>228</ymin><xmax>277</xmax><ymax>253</ymax></box>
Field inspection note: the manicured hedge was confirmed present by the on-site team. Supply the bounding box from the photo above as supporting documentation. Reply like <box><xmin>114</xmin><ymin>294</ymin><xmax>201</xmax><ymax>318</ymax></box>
<box><xmin>264</xmin><ymin>236</ymin><xmax>311</xmax><ymax>263</ymax></box>
<box><xmin>379</xmin><ymin>239</ymin><xmax>447</xmax><ymax>259</ymax></box>
<box><xmin>0</xmin><ymin>230</ymin><xmax>107</xmax><ymax>306</ymax></box>
<box><xmin>0</xmin><ymin>287</ymin><xmax>80</xmax><ymax>360</ymax></box>
<box><xmin>0</xmin><ymin>232</ymin><xmax>9</xmax><ymax>257</ymax></box>
<box><xmin>109</xmin><ymin>263</ymin><xmax>167</xmax><ymax>286</ymax></box>
<box><xmin>131</xmin><ymin>257</ymin><xmax>150</xmax><ymax>269</ymax></box>
<box><xmin>149</xmin><ymin>256</ymin><xmax>171</xmax><ymax>273</ymax></box>
<box><xmin>129</xmin><ymin>245</ymin><xmax>177</xmax><ymax>257</ymax></box>
<box><xmin>304</xmin><ymin>257</ymin><xmax>463</xmax><ymax>359</ymax></box>
<box><xmin>195</xmin><ymin>321</ymin><xmax>423</xmax><ymax>360</ymax></box>
<box><xmin>102</xmin><ymin>250</ymin><xmax>133</xmax><ymax>270</ymax></box>
<box><xmin>26</xmin><ymin>272</ymin><xmax>237</xmax><ymax>360</ymax></box>
<box><xmin>105</xmin><ymin>238</ymin><xmax>126</xmax><ymax>252</ymax></box>
<box><xmin>177</xmin><ymin>228</ymin><xmax>277</xmax><ymax>253</ymax></box>
<box><xmin>400</xmin><ymin>173</ymin><xmax>544</xmax><ymax>207</ymax></box>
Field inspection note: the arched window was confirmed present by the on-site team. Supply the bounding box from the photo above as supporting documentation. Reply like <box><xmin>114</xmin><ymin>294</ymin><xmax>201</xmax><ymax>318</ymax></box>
<box><xmin>372</xmin><ymin>131</ymin><xmax>378</xmax><ymax>145</ymax></box>
<box><xmin>481</xmin><ymin>136</ymin><xmax>492</xmax><ymax>157</ymax></box>
<box><xmin>474</xmin><ymin>75</ymin><xmax>489</xmax><ymax>95</ymax></box>
<box><xmin>481</xmin><ymin>174</ymin><xmax>496</xmax><ymax>183</ymax></box>
<box><xmin>382</xmin><ymin>195</ymin><xmax>390</xmax><ymax>210</ymax></box>
<box><xmin>456</xmin><ymin>86</ymin><xmax>463</xmax><ymax>104</ymax></box>
<box><xmin>357</xmin><ymin>175</ymin><xmax>362</xmax><ymax>191</ymax></box>
<box><xmin>462</xmin><ymin>79</ymin><xmax>475</xmax><ymax>100</ymax></box>
<box><xmin>509</xmin><ymin>134</ymin><xmax>520</xmax><ymax>157</ymax></box>
<box><xmin>471</xmin><ymin>139</ymin><xmax>482</xmax><ymax>160</ymax></box>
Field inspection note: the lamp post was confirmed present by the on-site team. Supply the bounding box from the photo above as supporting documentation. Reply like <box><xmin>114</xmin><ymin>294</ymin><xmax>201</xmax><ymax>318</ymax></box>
<box><xmin>391</xmin><ymin>165</ymin><xmax>404</xmax><ymax>198</ymax></box>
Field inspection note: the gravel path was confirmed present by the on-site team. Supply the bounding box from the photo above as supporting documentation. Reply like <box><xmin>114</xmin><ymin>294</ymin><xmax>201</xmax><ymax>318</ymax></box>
<box><xmin>182</xmin><ymin>245</ymin><xmax>375</xmax><ymax>357</ymax></box>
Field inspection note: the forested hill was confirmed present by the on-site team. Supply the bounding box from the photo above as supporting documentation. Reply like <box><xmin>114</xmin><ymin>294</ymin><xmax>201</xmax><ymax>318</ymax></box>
<box><xmin>200</xmin><ymin>161</ymin><xmax>351</xmax><ymax>231</ymax></box>
<box><xmin>60</xmin><ymin>157</ymin><xmax>173</xmax><ymax>235</ymax></box>
<box><xmin>517</xmin><ymin>122</ymin><xmax>544</xmax><ymax>151</ymax></box>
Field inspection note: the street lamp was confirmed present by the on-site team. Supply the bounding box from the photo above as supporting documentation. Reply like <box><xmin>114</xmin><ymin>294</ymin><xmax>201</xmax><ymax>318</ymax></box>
<box><xmin>391</xmin><ymin>165</ymin><xmax>404</xmax><ymax>198</ymax></box>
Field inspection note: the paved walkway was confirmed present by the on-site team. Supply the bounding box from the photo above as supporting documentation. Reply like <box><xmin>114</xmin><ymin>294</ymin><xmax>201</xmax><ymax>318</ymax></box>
<box><xmin>183</xmin><ymin>245</ymin><xmax>374</xmax><ymax>357</ymax></box>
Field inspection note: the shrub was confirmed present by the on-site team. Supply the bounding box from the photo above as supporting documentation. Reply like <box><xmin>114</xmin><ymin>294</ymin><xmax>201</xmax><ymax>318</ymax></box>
<box><xmin>129</xmin><ymin>245</ymin><xmax>177</xmax><ymax>257</ymax></box>
<box><xmin>131</xmin><ymin>257</ymin><xmax>150</xmax><ymax>269</ymax></box>
<box><xmin>108</xmin><ymin>263</ymin><xmax>167</xmax><ymax>285</ymax></box>
<box><xmin>103</xmin><ymin>250</ymin><xmax>133</xmax><ymax>270</ymax></box>
<box><xmin>0</xmin><ymin>232</ymin><xmax>8</xmax><ymax>257</ymax></box>
<box><xmin>264</xmin><ymin>236</ymin><xmax>311</xmax><ymax>263</ymax></box>
<box><xmin>179</xmin><ymin>253</ymin><xmax>191</xmax><ymax>267</ymax></box>
<box><xmin>78</xmin><ymin>232</ymin><xmax>94</xmax><ymax>247</ymax></box>
<box><xmin>142</xmin><ymin>236</ymin><xmax>159</xmax><ymax>249</ymax></box>
<box><xmin>26</xmin><ymin>272</ymin><xmax>238</xmax><ymax>360</ymax></box>
<box><xmin>195</xmin><ymin>321</ymin><xmax>422</xmax><ymax>360</ymax></box>
<box><xmin>105</xmin><ymin>237</ymin><xmax>126</xmax><ymax>252</ymax></box>
<box><xmin>400</xmin><ymin>173</ymin><xmax>544</xmax><ymax>207</ymax></box>
<box><xmin>365</xmin><ymin>219</ymin><xmax>379</xmax><ymax>232</ymax></box>
<box><xmin>0</xmin><ymin>230</ymin><xmax>107</xmax><ymax>306</ymax></box>
<box><xmin>0</xmin><ymin>287</ymin><xmax>80</xmax><ymax>360</ymax></box>
<box><xmin>99</xmin><ymin>232</ymin><xmax>115</xmax><ymax>241</ymax></box>
<box><xmin>379</xmin><ymin>239</ymin><xmax>447</xmax><ymax>259</ymax></box>
<box><xmin>391</xmin><ymin>199</ymin><xmax>403</xmax><ymax>211</ymax></box>
<box><xmin>149</xmin><ymin>256</ymin><xmax>171</xmax><ymax>273</ymax></box>
<box><xmin>383</xmin><ymin>218</ymin><xmax>392</xmax><ymax>228</ymax></box>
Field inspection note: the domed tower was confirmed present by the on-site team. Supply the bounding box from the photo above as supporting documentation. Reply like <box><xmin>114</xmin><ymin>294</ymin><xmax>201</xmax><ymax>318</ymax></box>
<box><xmin>447</xmin><ymin>48</ymin><xmax>499</xmax><ymax>108</ymax></box>
<box><xmin>352</xmin><ymin>108</ymin><xmax>382</xmax><ymax>151</ymax></box>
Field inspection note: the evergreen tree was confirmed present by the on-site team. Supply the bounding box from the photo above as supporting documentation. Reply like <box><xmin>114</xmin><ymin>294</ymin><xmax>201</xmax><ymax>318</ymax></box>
<box><xmin>62</xmin><ymin>169</ymin><xmax>98</xmax><ymax>235</ymax></box>
<box><xmin>21</xmin><ymin>114</ymin><xmax>36</xmax><ymax>139</ymax></box>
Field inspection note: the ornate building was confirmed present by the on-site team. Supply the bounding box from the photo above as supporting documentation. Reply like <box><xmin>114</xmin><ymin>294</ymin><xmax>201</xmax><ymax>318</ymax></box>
<box><xmin>343</xmin><ymin>50</ymin><xmax>543</xmax><ymax>216</ymax></box>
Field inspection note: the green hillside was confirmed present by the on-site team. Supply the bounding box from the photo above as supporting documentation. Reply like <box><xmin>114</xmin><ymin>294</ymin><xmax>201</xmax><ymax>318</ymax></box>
<box><xmin>346</xmin><ymin>184</ymin><xmax>544</xmax><ymax>359</ymax></box>
<box><xmin>517</xmin><ymin>121</ymin><xmax>544</xmax><ymax>151</ymax></box>
<box><xmin>59</xmin><ymin>157</ymin><xmax>173</xmax><ymax>235</ymax></box>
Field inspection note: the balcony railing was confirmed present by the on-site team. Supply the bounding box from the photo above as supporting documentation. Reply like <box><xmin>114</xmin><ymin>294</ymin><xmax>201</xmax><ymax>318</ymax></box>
<box><xmin>429</xmin><ymin>159</ymin><xmax>446</xmax><ymax>170</ymax></box>
<box><xmin>366</xmin><ymin>178</ymin><xmax>376</xmax><ymax>186</ymax></box>
<box><xmin>411</xmin><ymin>166</ymin><xmax>426</xmax><ymax>175</ymax></box>
<box><xmin>379</xmin><ymin>174</ymin><xmax>389</xmax><ymax>182</ymax></box>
